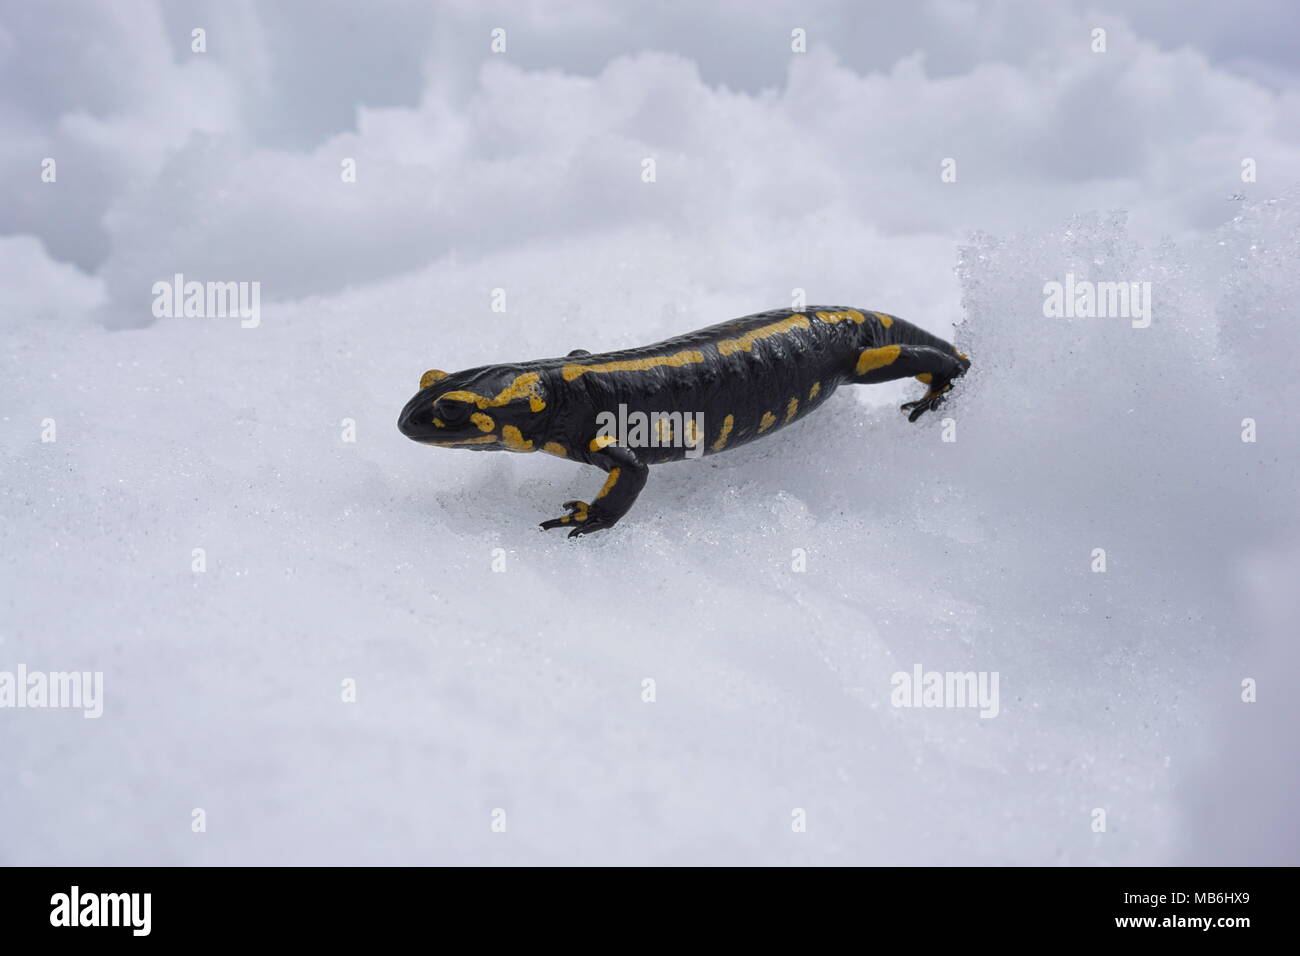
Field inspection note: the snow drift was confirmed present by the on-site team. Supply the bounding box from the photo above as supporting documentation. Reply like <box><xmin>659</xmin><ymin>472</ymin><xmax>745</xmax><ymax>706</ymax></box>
<box><xmin>2</xmin><ymin>194</ymin><xmax>1296</xmax><ymax>864</ymax></box>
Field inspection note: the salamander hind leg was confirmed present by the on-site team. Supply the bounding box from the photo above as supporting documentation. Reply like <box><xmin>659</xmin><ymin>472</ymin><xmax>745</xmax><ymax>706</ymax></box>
<box><xmin>852</xmin><ymin>345</ymin><xmax>971</xmax><ymax>422</ymax></box>
<box><xmin>540</xmin><ymin>444</ymin><xmax>649</xmax><ymax>538</ymax></box>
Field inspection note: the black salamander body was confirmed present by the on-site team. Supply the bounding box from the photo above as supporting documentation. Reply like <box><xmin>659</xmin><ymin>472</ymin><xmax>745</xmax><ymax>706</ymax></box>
<box><xmin>398</xmin><ymin>307</ymin><xmax>970</xmax><ymax>536</ymax></box>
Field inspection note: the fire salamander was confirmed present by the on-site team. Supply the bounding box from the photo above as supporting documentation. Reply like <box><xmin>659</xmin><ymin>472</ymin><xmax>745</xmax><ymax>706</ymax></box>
<box><xmin>398</xmin><ymin>307</ymin><xmax>970</xmax><ymax>536</ymax></box>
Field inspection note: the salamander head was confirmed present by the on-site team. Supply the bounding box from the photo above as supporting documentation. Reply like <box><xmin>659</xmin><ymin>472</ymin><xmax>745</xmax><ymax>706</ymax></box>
<box><xmin>398</xmin><ymin>366</ymin><xmax>550</xmax><ymax>452</ymax></box>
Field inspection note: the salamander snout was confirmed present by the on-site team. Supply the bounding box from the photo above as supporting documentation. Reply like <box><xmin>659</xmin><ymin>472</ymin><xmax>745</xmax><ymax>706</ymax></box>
<box><xmin>398</xmin><ymin>388</ymin><xmax>495</xmax><ymax>447</ymax></box>
<box><xmin>397</xmin><ymin>390</ymin><xmax>436</xmax><ymax>441</ymax></box>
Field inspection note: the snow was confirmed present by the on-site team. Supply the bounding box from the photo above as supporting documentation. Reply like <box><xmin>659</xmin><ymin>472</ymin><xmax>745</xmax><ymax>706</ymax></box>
<box><xmin>1</xmin><ymin>1</ymin><xmax>1297</xmax><ymax>865</ymax></box>
<box><xmin>2</xmin><ymin>198</ymin><xmax>1295</xmax><ymax>864</ymax></box>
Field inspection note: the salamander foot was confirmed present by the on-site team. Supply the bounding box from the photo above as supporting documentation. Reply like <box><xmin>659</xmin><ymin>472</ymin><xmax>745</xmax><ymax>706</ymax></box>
<box><xmin>540</xmin><ymin>500</ymin><xmax>617</xmax><ymax>537</ymax></box>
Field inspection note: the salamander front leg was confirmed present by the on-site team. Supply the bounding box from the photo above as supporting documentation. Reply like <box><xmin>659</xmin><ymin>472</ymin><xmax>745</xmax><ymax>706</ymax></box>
<box><xmin>540</xmin><ymin>444</ymin><xmax>649</xmax><ymax>538</ymax></box>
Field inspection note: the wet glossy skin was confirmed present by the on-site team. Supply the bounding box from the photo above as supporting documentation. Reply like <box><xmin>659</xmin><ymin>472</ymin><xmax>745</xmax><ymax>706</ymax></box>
<box><xmin>399</xmin><ymin>306</ymin><xmax>970</xmax><ymax>535</ymax></box>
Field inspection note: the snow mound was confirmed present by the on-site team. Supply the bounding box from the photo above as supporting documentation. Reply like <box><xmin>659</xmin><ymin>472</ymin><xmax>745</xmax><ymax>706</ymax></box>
<box><xmin>1</xmin><ymin>197</ymin><xmax>1296</xmax><ymax>864</ymax></box>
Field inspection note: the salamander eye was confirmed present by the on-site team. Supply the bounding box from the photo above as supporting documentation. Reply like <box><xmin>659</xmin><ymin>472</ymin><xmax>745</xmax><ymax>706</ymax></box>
<box><xmin>435</xmin><ymin>400</ymin><xmax>471</xmax><ymax>425</ymax></box>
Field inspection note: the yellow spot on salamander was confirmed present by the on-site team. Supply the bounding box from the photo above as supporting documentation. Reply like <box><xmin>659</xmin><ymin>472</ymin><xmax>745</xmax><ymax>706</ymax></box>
<box><xmin>717</xmin><ymin>314</ymin><xmax>811</xmax><ymax>356</ymax></box>
<box><xmin>559</xmin><ymin>501</ymin><xmax>590</xmax><ymax>524</ymax></box>
<box><xmin>712</xmin><ymin>414</ymin><xmax>734</xmax><ymax>452</ymax></box>
<box><xmin>784</xmin><ymin>398</ymin><xmax>799</xmax><ymax>423</ymax></box>
<box><xmin>431</xmin><ymin>435</ymin><xmax>497</xmax><ymax>446</ymax></box>
<box><xmin>432</xmin><ymin>418</ymin><xmax>446</xmax><ymax>428</ymax></box>
<box><xmin>855</xmin><ymin>345</ymin><xmax>901</xmax><ymax>374</ymax></box>
<box><xmin>916</xmin><ymin>373</ymin><xmax>933</xmax><ymax>384</ymax></box>
<box><xmin>589</xmin><ymin>435</ymin><xmax>617</xmax><ymax>452</ymax></box>
<box><xmin>814</xmin><ymin>309</ymin><xmax>866</xmax><ymax>325</ymax></box>
<box><xmin>470</xmin><ymin>412</ymin><xmax>495</xmax><ymax>432</ymax></box>
<box><xmin>758</xmin><ymin>411</ymin><xmax>776</xmax><ymax>433</ymax></box>
<box><xmin>563</xmin><ymin>350</ymin><xmax>705</xmax><ymax>382</ymax></box>
<box><xmin>595</xmin><ymin>468</ymin><xmax>621</xmax><ymax>501</ymax></box>
<box><xmin>420</xmin><ymin>369</ymin><xmax>449</xmax><ymax>389</ymax></box>
<box><xmin>441</xmin><ymin>372</ymin><xmax>546</xmax><ymax>413</ymax></box>
<box><xmin>809</xmin><ymin>382</ymin><xmax>821</xmax><ymax>400</ymax></box>
<box><xmin>873</xmin><ymin>312</ymin><xmax>893</xmax><ymax>328</ymax></box>
<box><xmin>496</xmin><ymin>373</ymin><xmax>547</xmax><ymax>412</ymax></box>
<box><xmin>542</xmin><ymin>442</ymin><xmax>567</xmax><ymax>457</ymax></box>
<box><xmin>501</xmin><ymin>426</ymin><xmax>533</xmax><ymax>452</ymax></box>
